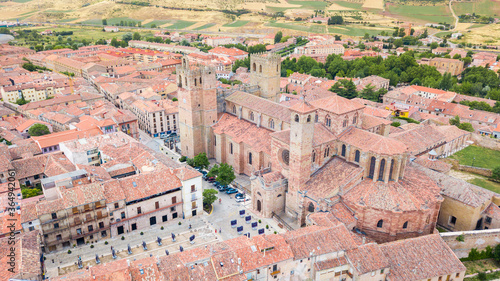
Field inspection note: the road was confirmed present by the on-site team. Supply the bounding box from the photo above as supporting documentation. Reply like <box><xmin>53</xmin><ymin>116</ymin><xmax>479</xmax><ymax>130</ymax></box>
<box><xmin>449</xmin><ymin>0</ymin><xmax>459</xmax><ymax>32</ymax></box>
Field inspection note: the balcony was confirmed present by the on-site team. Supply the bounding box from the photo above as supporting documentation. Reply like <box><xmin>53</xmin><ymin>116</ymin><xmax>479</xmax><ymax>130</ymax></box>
<box><xmin>270</xmin><ymin>270</ymin><xmax>280</xmax><ymax>276</ymax></box>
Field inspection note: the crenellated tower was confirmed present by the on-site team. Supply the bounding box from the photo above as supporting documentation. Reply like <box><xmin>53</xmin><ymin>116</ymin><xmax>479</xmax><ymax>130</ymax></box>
<box><xmin>249</xmin><ymin>52</ymin><xmax>281</xmax><ymax>101</ymax></box>
<box><xmin>177</xmin><ymin>57</ymin><xmax>217</xmax><ymax>159</ymax></box>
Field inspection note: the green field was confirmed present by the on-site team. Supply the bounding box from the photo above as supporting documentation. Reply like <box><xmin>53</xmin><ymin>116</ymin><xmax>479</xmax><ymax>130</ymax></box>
<box><xmin>223</xmin><ymin>20</ymin><xmax>250</xmax><ymax>27</ymax></box>
<box><xmin>449</xmin><ymin>145</ymin><xmax>500</xmax><ymax>170</ymax></box>
<box><xmin>332</xmin><ymin>1</ymin><xmax>363</xmax><ymax>10</ymax></box>
<box><xmin>194</xmin><ymin>23</ymin><xmax>216</xmax><ymax>30</ymax></box>
<box><xmin>166</xmin><ymin>20</ymin><xmax>195</xmax><ymax>29</ymax></box>
<box><xmin>328</xmin><ymin>25</ymin><xmax>392</xmax><ymax>36</ymax></box>
<box><xmin>143</xmin><ymin>20</ymin><xmax>170</xmax><ymax>28</ymax></box>
<box><xmin>435</xmin><ymin>31</ymin><xmax>453</xmax><ymax>38</ymax></box>
<box><xmin>267</xmin><ymin>21</ymin><xmax>326</xmax><ymax>33</ymax></box>
<box><xmin>288</xmin><ymin>0</ymin><xmax>329</xmax><ymax>10</ymax></box>
<box><xmin>469</xmin><ymin>23</ymin><xmax>487</xmax><ymax>29</ymax></box>
<box><xmin>469</xmin><ymin>178</ymin><xmax>500</xmax><ymax>194</ymax></box>
<box><xmin>452</xmin><ymin>0</ymin><xmax>500</xmax><ymax>17</ymax></box>
<box><xmin>387</xmin><ymin>4</ymin><xmax>454</xmax><ymax>24</ymax></box>
<box><xmin>81</xmin><ymin>17</ymin><xmax>141</xmax><ymax>26</ymax></box>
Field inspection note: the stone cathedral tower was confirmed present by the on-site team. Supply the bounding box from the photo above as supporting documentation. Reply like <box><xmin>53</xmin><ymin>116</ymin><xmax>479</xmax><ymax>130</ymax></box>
<box><xmin>249</xmin><ymin>53</ymin><xmax>281</xmax><ymax>101</ymax></box>
<box><xmin>286</xmin><ymin>100</ymin><xmax>316</xmax><ymax>225</ymax></box>
<box><xmin>177</xmin><ymin>57</ymin><xmax>217</xmax><ymax>159</ymax></box>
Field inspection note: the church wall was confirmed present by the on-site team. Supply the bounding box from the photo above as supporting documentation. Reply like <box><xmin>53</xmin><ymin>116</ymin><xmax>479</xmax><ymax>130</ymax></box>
<box><xmin>251</xmin><ymin>178</ymin><xmax>286</xmax><ymax>218</ymax></box>
<box><xmin>438</xmin><ymin>196</ymin><xmax>486</xmax><ymax>232</ymax></box>
<box><xmin>316</xmin><ymin>108</ymin><xmax>363</xmax><ymax>135</ymax></box>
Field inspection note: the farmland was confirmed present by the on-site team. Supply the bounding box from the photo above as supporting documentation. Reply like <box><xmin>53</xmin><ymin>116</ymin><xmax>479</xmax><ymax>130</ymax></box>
<box><xmin>385</xmin><ymin>3</ymin><xmax>454</xmax><ymax>24</ymax></box>
<box><xmin>452</xmin><ymin>0</ymin><xmax>500</xmax><ymax>17</ymax></box>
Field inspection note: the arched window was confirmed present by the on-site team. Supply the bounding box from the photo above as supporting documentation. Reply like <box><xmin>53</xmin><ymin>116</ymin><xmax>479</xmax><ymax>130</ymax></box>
<box><xmin>259</xmin><ymin>65</ymin><xmax>262</xmax><ymax>73</ymax></box>
<box><xmin>249</xmin><ymin>111</ymin><xmax>254</xmax><ymax>121</ymax></box>
<box><xmin>294</xmin><ymin>114</ymin><xmax>299</xmax><ymax>122</ymax></box>
<box><xmin>389</xmin><ymin>159</ymin><xmax>395</xmax><ymax>181</ymax></box>
<box><xmin>308</xmin><ymin>203</ymin><xmax>315</xmax><ymax>212</ymax></box>
<box><xmin>343</xmin><ymin>116</ymin><xmax>348</xmax><ymax>127</ymax></box>
<box><xmin>355</xmin><ymin>150</ymin><xmax>360</xmax><ymax>163</ymax></box>
<box><xmin>252</xmin><ymin>63</ymin><xmax>256</xmax><ymax>72</ymax></box>
<box><xmin>403</xmin><ymin>221</ymin><xmax>408</xmax><ymax>229</ymax></box>
<box><xmin>277</xmin><ymin>194</ymin><xmax>282</xmax><ymax>198</ymax></box>
<box><xmin>257</xmin><ymin>192</ymin><xmax>261</xmax><ymax>196</ymax></box>
<box><xmin>353</xmin><ymin>113</ymin><xmax>358</xmax><ymax>124</ymax></box>
<box><xmin>214</xmin><ymin>136</ymin><xmax>216</xmax><ymax>146</ymax></box>
<box><xmin>324</xmin><ymin>146</ymin><xmax>330</xmax><ymax>157</ymax></box>
<box><xmin>269</xmin><ymin>119</ymin><xmax>274</xmax><ymax>129</ymax></box>
<box><xmin>312</xmin><ymin>150</ymin><xmax>316</xmax><ymax>163</ymax></box>
<box><xmin>378</xmin><ymin>159</ymin><xmax>386</xmax><ymax>181</ymax></box>
<box><xmin>230</xmin><ymin>143</ymin><xmax>233</xmax><ymax>154</ymax></box>
<box><xmin>184</xmin><ymin>77</ymin><xmax>188</xmax><ymax>87</ymax></box>
<box><xmin>368</xmin><ymin>156</ymin><xmax>376</xmax><ymax>179</ymax></box>
<box><xmin>178</xmin><ymin>75</ymin><xmax>183</xmax><ymax>88</ymax></box>
<box><xmin>341</xmin><ymin>144</ymin><xmax>346</xmax><ymax>157</ymax></box>
<box><xmin>232</xmin><ymin>105</ymin><xmax>236</xmax><ymax>114</ymax></box>
<box><xmin>199</xmin><ymin>77</ymin><xmax>202</xmax><ymax>85</ymax></box>
<box><xmin>248</xmin><ymin>152</ymin><xmax>252</xmax><ymax>165</ymax></box>
<box><xmin>307</xmin><ymin>115</ymin><xmax>311</xmax><ymax>123</ymax></box>
<box><xmin>194</xmin><ymin>78</ymin><xmax>197</xmax><ymax>86</ymax></box>
<box><xmin>377</xmin><ymin>220</ymin><xmax>383</xmax><ymax>228</ymax></box>
<box><xmin>315</xmin><ymin>114</ymin><xmax>318</xmax><ymax>123</ymax></box>
<box><xmin>325</xmin><ymin>115</ymin><xmax>331</xmax><ymax>127</ymax></box>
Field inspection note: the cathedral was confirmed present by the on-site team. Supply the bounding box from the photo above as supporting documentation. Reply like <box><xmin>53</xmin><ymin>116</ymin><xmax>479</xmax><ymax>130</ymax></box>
<box><xmin>177</xmin><ymin>54</ymin><xmax>443</xmax><ymax>243</ymax></box>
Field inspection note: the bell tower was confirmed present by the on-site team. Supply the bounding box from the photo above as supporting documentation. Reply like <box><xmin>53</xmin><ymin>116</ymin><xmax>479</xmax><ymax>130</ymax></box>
<box><xmin>177</xmin><ymin>57</ymin><xmax>217</xmax><ymax>159</ymax></box>
<box><xmin>249</xmin><ymin>53</ymin><xmax>281</xmax><ymax>101</ymax></box>
<box><xmin>286</xmin><ymin>99</ymin><xmax>316</xmax><ymax>223</ymax></box>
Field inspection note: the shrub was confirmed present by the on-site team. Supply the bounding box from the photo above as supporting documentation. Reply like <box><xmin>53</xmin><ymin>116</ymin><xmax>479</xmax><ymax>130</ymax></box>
<box><xmin>258</xmin><ymin>219</ymin><xmax>262</xmax><ymax>223</ymax></box>
<box><xmin>178</xmin><ymin>222</ymin><xmax>182</xmax><ymax>225</ymax></box>
<box><xmin>179</xmin><ymin>156</ymin><xmax>187</xmax><ymax>162</ymax></box>
<box><xmin>104</xmin><ymin>241</ymin><xmax>108</xmax><ymax>245</ymax></box>
<box><xmin>274</xmin><ymin>231</ymin><xmax>277</xmax><ymax>234</ymax></box>
<box><xmin>161</xmin><ymin>226</ymin><xmax>164</xmax><ymax>230</ymax></box>
<box><xmin>266</xmin><ymin>225</ymin><xmax>269</xmax><ymax>229</ymax></box>
<box><xmin>140</xmin><ymin>232</ymin><xmax>144</xmax><ymax>235</ymax></box>
<box><xmin>90</xmin><ymin>245</ymin><xmax>94</xmax><ymax>248</ymax></box>
<box><xmin>68</xmin><ymin>250</ymin><xmax>72</xmax><ymax>254</ymax></box>
<box><xmin>391</xmin><ymin>121</ymin><xmax>401</xmax><ymax>127</ymax></box>
<box><xmin>477</xmin><ymin>272</ymin><xmax>487</xmax><ymax>281</ymax></box>
<box><xmin>121</xmin><ymin>236</ymin><xmax>125</xmax><ymax>240</ymax></box>
<box><xmin>456</xmin><ymin>234</ymin><xmax>464</xmax><ymax>242</ymax></box>
<box><xmin>461</xmin><ymin>246</ymin><xmax>494</xmax><ymax>261</ymax></box>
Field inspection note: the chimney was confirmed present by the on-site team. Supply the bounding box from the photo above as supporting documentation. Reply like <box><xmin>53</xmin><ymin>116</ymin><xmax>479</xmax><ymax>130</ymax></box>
<box><xmin>362</xmin><ymin>236</ymin><xmax>366</xmax><ymax>245</ymax></box>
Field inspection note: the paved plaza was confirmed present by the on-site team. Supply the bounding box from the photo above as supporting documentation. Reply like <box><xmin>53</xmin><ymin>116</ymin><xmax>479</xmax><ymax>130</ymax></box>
<box><xmin>44</xmin><ymin>145</ymin><xmax>284</xmax><ymax>278</ymax></box>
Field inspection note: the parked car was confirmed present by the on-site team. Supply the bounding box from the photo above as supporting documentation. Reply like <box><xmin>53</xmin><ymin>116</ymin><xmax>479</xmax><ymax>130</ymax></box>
<box><xmin>207</xmin><ymin>177</ymin><xmax>215</xmax><ymax>182</ymax></box>
<box><xmin>235</xmin><ymin>196</ymin><xmax>250</xmax><ymax>203</ymax></box>
<box><xmin>226</xmin><ymin>188</ymin><xmax>238</xmax><ymax>194</ymax></box>
<box><xmin>235</xmin><ymin>193</ymin><xmax>245</xmax><ymax>199</ymax></box>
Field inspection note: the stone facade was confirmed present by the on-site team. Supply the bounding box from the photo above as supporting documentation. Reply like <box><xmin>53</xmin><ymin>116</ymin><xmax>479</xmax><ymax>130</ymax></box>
<box><xmin>249</xmin><ymin>53</ymin><xmax>281</xmax><ymax>101</ymax></box>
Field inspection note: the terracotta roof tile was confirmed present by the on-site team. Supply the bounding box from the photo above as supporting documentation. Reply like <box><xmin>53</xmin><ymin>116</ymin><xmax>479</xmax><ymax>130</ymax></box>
<box><xmin>310</xmin><ymin>94</ymin><xmax>365</xmax><ymax>115</ymax></box>
<box><xmin>226</xmin><ymin>91</ymin><xmax>291</xmax><ymax>122</ymax></box>
<box><xmin>339</xmin><ymin>127</ymin><xmax>407</xmax><ymax>156</ymax></box>
<box><xmin>346</xmin><ymin>243</ymin><xmax>389</xmax><ymax>274</ymax></box>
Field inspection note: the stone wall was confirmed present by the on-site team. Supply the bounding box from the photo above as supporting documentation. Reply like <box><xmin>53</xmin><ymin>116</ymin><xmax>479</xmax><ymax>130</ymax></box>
<box><xmin>472</xmin><ymin>133</ymin><xmax>500</xmax><ymax>150</ymax></box>
<box><xmin>440</xmin><ymin>229</ymin><xmax>500</xmax><ymax>258</ymax></box>
<box><xmin>458</xmin><ymin>165</ymin><xmax>493</xmax><ymax>177</ymax></box>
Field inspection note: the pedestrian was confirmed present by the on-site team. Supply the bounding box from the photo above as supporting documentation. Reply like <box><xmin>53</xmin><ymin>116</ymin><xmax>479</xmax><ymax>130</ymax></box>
<box><xmin>219</xmin><ymin>198</ymin><xmax>222</xmax><ymax>204</ymax></box>
<box><xmin>215</xmin><ymin>229</ymin><xmax>217</xmax><ymax>233</ymax></box>
<box><xmin>219</xmin><ymin>228</ymin><xmax>221</xmax><ymax>234</ymax></box>
<box><xmin>189</xmin><ymin>224</ymin><xmax>192</xmax><ymax>229</ymax></box>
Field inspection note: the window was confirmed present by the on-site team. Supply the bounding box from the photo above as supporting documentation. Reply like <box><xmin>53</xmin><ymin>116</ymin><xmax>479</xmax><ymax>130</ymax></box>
<box><xmin>450</xmin><ymin>216</ymin><xmax>457</xmax><ymax>225</ymax></box>
<box><xmin>377</xmin><ymin>220</ymin><xmax>383</xmax><ymax>228</ymax></box>
<box><xmin>438</xmin><ymin>277</ymin><xmax>442</xmax><ymax>281</ymax></box>
<box><xmin>162</xmin><ymin>215</ymin><xmax>168</xmax><ymax>222</ymax></box>
<box><xmin>56</xmin><ymin>234</ymin><xmax>62</xmax><ymax>241</ymax></box>
<box><xmin>150</xmin><ymin>216</ymin><xmax>157</xmax><ymax>226</ymax></box>
<box><xmin>486</xmin><ymin>216</ymin><xmax>492</xmax><ymax>224</ymax></box>
<box><xmin>315</xmin><ymin>114</ymin><xmax>318</xmax><ymax>123</ymax></box>
<box><xmin>232</xmin><ymin>105</ymin><xmax>236</xmax><ymax>114</ymax></box>
<box><xmin>191</xmin><ymin>185</ymin><xmax>196</xmax><ymax>192</ymax></box>
<box><xmin>172</xmin><ymin>212</ymin><xmax>178</xmax><ymax>219</ymax></box>
<box><xmin>389</xmin><ymin>159</ymin><xmax>395</xmax><ymax>181</ymax></box>
<box><xmin>403</xmin><ymin>221</ymin><xmax>408</xmax><ymax>229</ymax></box>
<box><xmin>307</xmin><ymin>115</ymin><xmax>311</xmax><ymax>123</ymax></box>
<box><xmin>355</xmin><ymin>150</ymin><xmax>360</xmax><ymax>163</ymax></box>
<box><xmin>353</xmin><ymin>113</ymin><xmax>358</xmax><ymax>124</ymax></box>
<box><xmin>121</xmin><ymin>212</ymin><xmax>125</xmax><ymax>219</ymax></box>
<box><xmin>88</xmin><ymin>225</ymin><xmax>93</xmax><ymax>232</ymax></box>
<box><xmin>114</xmin><ymin>203</ymin><xmax>119</xmax><ymax>209</ymax></box>
<box><xmin>249</xmin><ymin>111</ymin><xmax>255</xmax><ymax>121</ymax></box>
<box><xmin>308</xmin><ymin>203</ymin><xmax>314</xmax><ymax>212</ymax></box>
<box><xmin>230</xmin><ymin>143</ymin><xmax>233</xmax><ymax>154</ymax></box>
<box><xmin>248</xmin><ymin>152</ymin><xmax>253</xmax><ymax>165</ymax></box>
<box><xmin>378</xmin><ymin>159</ymin><xmax>386</xmax><ymax>181</ymax></box>
<box><xmin>99</xmin><ymin>222</ymin><xmax>104</xmax><ymax>229</ymax></box>
<box><xmin>137</xmin><ymin>207</ymin><xmax>142</xmax><ymax>214</ymax></box>
<box><xmin>325</xmin><ymin>115</ymin><xmax>331</xmax><ymax>127</ymax></box>
<box><xmin>171</xmin><ymin>206</ymin><xmax>176</xmax><ymax>212</ymax></box>
<box><xmin>28</xmin><ymin>226</ymin><xmax>35</xmax><ymax>231</ymax></box>
<box><xmin>456</xmin><ymin>273</ymin><xmax>460</xmax><ymax>278</ymax></box>
<box><xmin>269</xmin><ymin>119</ymin><xmax>274</xmax><ymax>129</ymax></box>
<box><xmin>341</xmin><ymin>144</ymin><xmax>346</xmax><ymax>157</ymax></box>
<box><xmin>172</xmin><ymin>196</ymin><xmax>177</xmax><ymax>204</ymax></box>
<box><xmin>214</xmin><ymin>136</ymin><xmax>216</xmax><ymax>146</ymax></box>
<box><xmin>54</xmin><ymin>223</ymin><xmax>59</xmax><ymax>229</ymax></box>
<box><xmin>101</xmin><ymin>231</ymin><xmax>107</xmax><ymax>237</ymax></box>
<box><xmin>76</xmin><ymin>228</ymin><xmax>82</xmax><ymax>234</ymax></box>
<box><xmin>312</xmin><ymin>150</ymin><xmax>316</xmax><ymax>163</ymax></box>
<box><xmin>51</xmin><ymin>213</ymin><xmax>57</xmax><ymax>219</ymax></box>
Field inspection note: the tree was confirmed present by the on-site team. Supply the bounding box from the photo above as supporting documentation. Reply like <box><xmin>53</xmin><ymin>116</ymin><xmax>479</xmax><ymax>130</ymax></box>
<box><xmin>207</xmin><ymin>163</ymin><xmax>235</xmax><ymax>186</ymax></box>
<box><xmin>110</xmin><ymin>37</ymin><xmax>119</xmax><ymax>47</ymax></box>
<box><xmin>102</xmin><ymin>19</ymin><xmax>107</xmax><ymax>25</ymax></box>
<box><xmin>359</xmin><ymin>84</ymin><xmax>378</xmax><ymax>101</ymax></box>
<box><xmin>430</xmin><ymin>42</ymin><xmax>439</xmax><ymax>50</ymax></box>
<box><xmin>132</xmin><ymin>32</ymin><xmax>141</xmax><ymax>41</ymax></box>
<box><xmin>22</xmin><ymin>188</ymin><xmax>39</xmax><ymax>199</ymax></box>
<box><xmin>151</xmin><ymin>24</ymin><xmax>157</xmax><ymax>28</ymax></box>
<box><xmin>458</xmin><ymin>122</ymin><xmax>474</xmax><ymax>132</ymax></box>
<box><xmin>202</xmin><ymin>188</ymin><xmax>218</xmax><ymax>207</ymax></box>
<box><xmin>274</xmin><ymin>31</ymin><xmax>282</xmax><ymax>44</ymax></box>
<box><xmin>122</xmin><ymin>33</ymin><xmax>133</xmax><ymax>43</ymax></box>
<box><xmin>193</xmin><ymin>153</ymin><xmax>210</xmax><ymax>169</ymax></box>
<box><xmin>391</xmin><ymin>121</ymin><xmax>401</xmax><ymax>127</ymax></box>
<box><xmin>28</xmin><ymin>124</ymin><xmax>50</xmax><ymax>137</ymax></box>
<box><xmin>328</xmin><ymin>15</ymin><xmax>343</xmax><ymax>25</ymax></box>
<box><xmin>491</xmin><ymin>166</ymin><xmax>500</xmax><ymax>182</ymax></box>
<box><xmin>331</xmin><ymin>79</ymin><xmax>357</xmax><ymax>99</ymax></box>
<box><xmin>393</xmin><ymin>39</ymin><xmax>403</xmax><ymax>48</ymax></box>
<box><xmin>15</xmin><ymin>97</ymin><xmax>29</xmax><ymax>105</ymax></box>
<box><xmin>449</xmin><ymin>115</ymin><xmax>460</xmax><ymax>126</ymax></box>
